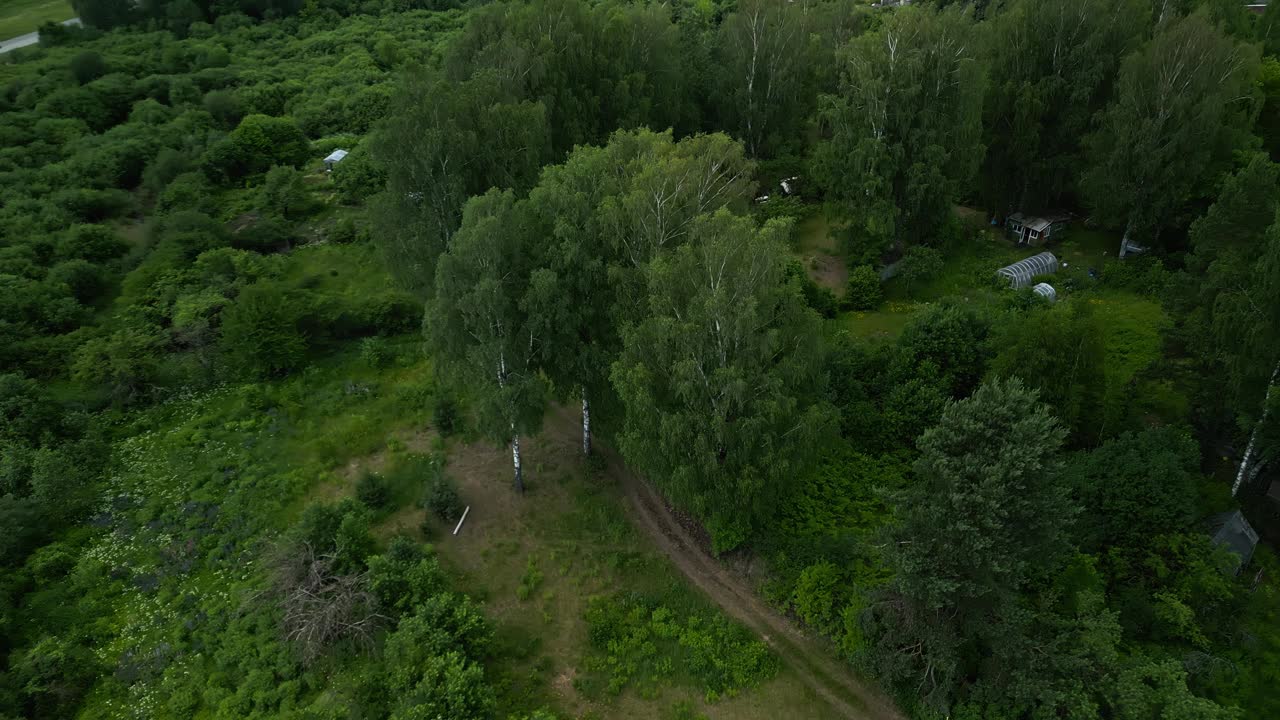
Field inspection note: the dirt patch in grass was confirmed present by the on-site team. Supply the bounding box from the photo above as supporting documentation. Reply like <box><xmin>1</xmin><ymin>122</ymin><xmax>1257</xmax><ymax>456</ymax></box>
<box><xmin>794</xmin><ymin>213</ymin><xmax>848</xmax><ymax>296</ymax></box>
<box><xmin>331</xmin><ymin>400</ymin><xmax>873</xmax><ymax>719</ymax></box>
<box><xmin>420</xmin><ymin>407</ymin><xmax>855</xmax><ymax>719</ymax></box>
<box><xmin>808</xmin><ymin>253</ymin><xmax>848</xmax><ymax>297</ymax></box>
<box><xmin>373</xmin><ymin>503</ymin><xmax>427</xmax><ymax>543</ymax></box>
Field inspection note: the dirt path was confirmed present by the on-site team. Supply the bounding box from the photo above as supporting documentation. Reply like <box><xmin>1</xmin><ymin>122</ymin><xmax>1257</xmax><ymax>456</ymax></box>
<box><xmin>613</xmin><ymin>460</ymin><xmax>905</xmax><ymax>720</ymax></box>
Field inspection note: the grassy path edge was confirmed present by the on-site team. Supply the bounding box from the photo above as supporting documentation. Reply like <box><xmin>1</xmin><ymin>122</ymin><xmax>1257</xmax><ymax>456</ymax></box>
<box><xmin>609</xmin><ymin>447</ymin><xmax>905</xmax><ymax>720</ymax></box>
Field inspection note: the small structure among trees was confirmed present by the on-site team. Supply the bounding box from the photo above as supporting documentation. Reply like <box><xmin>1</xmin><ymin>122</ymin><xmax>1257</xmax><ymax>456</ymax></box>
<box><xmin>1006</xmin><ymin>213</ymin><xmax>1068</xmax><ymax>246</ymax></box>
<box><xmin>996</xmin><ymin>251</ymin><xmax>1058</xmax><ymax>288</ymax></box>
<box><xmin>323</xmin><ymin>149</ymin><xmax>349</xmax><ymax>171</ymax></box>
<box><xmin>1207</xmin><ymin>509</ymin><xmax>1258</xmax><ymax>575</ymax></box>
<box><xmin>1032</xmin><ymin>282</ymin><xmax>1057</xmax><ymax>302</ymax></box>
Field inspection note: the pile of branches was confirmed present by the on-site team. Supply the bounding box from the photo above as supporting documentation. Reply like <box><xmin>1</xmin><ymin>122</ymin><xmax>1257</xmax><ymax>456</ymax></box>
<box><xmin>266</xmin><ymin>542</ymin><xmax>385</xmax><ymax>664</ymax></box>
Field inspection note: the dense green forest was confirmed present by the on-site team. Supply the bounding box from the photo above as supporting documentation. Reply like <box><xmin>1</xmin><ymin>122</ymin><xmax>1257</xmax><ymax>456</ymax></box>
<box><xmin>3</xmin><ymin>0</ymin><xmax>1280</xmax><ymax>718</ymax></box>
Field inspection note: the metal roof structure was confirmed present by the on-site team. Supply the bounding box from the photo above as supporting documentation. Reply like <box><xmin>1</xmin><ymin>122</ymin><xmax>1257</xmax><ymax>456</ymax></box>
<box><xmin>997</xmin><ymin>251</ymin><xmax>1058</xmax><ymax>288</ymax></box>
<box><xmin>1032</xmin><ymin>283</ymin><xmax>1057</xmax><ymax>302</ymax></box>
<box><xmin>323</xmin><ymin>149</ymin><xmax>349</xmax><ymax>165</ymax></box>
<box><xmin>1208</xmin><ymin>510</ymin><xmax>1258</xmax><ymax>574</ymax></box>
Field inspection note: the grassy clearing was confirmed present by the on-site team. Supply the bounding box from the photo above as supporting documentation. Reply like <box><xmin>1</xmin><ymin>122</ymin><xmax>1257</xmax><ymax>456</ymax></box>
<box><xmin>405</xmin><ymin>406</ymin><xmax>843</xmax><ymax>719</ymax></box>
<box><xmin>73</xmin><ymin>318</ymin><xmax>834</xmax><ymax>718</ymax></box>
<box><xmin>831</xmin><ymin>303</ymin><xmax>919</xmax><ymax>343</ymax></box>
<box><xmin>0</xmin><ymin>0</ymin><xmax>73</xmax><ymax>39</ymax></box>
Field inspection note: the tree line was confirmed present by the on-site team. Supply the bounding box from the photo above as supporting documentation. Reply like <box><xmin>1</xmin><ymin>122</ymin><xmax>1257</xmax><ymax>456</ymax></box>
<box><xmin>369</xmin><ymin>0</ymin><xmax>1280</xmax><ymax>718</ymax></box>
<box><xmin>2</xmin><ymin>0</ymin><xmax>1280</xmax><ymax>718</ymax></box>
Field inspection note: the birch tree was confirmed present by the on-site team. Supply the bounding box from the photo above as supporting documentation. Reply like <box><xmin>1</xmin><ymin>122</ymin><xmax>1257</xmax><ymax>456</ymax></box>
<box><xmin>1210</xmin><ymin>213</ymin><xmax>1280</xmax><ymax>494</ymax></box>
<box><xmin>814</xmin><ymin>5</ymin><xmax>985</xmax><ymax>254</ymax></box>
<box><xmin>981</xmin><ymin>0</ymin><xmax>1144</xmax><ymax>215</ymax></box>
<box><xmin>428</xmin><ymin>190</ymin><xmax>548</xmax><ymax>493</ymax></box>
<box><xmin>610</xmin><ymin>209</ymin><xmax>833</xmax><ymax>552</ymax></box>
<box><xmin>1080</xmin><ymin>14</ymin><xmax>1258</xmax><ymax>251</ymax></box>
<box><xmin>524</xmin><ymin>130</ymin><xmax>755</xmax><ymax>456</ymax></box>
<box><xmin>712</xmin><ymin>0</ymin><xmax>826</xmax><ymax>158</ymax></box>
<box><xmin>1181</xmin><ymin>155</ymin><xmax>1280</xmax><ymax>493</ymax></box>
<box><xmin>374</xmin><ymin>72</ymin><xmax>549</xmax><ymax>299</ymax></box>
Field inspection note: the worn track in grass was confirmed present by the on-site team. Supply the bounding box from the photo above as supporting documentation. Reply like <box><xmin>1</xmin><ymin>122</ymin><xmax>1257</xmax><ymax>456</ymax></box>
<box><xmin>613</xmin><ymin>456</ymin><xmax>905</xmax><ymax>720</ymax></box>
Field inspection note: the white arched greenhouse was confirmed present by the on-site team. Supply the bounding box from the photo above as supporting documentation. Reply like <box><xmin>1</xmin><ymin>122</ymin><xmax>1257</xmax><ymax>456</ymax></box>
<box><xmin>996</xmin><ymin>252</ymin><xmax>1058</xmax><ymax>289</ymax></box>
<box><xmin>1032</xmin><ymin>283</ymin><xmax>1057</xmax><ymax>302</ymax></box>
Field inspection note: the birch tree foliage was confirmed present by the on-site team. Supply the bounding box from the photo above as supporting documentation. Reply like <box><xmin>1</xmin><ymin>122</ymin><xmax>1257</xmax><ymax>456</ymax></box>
<box><xmin>1185</xmin><ymin>155</ymin><xmax>1280</xmax><ymax>472</ymax></box>
<box><xmin>523</xmin><ymin>130</ymin><xmax>755</xmax><ymax>445</ymax></box>
<box><xmin>611</xmin><ymin>209</ymin><xmax>833</xmax><ymax>552</ymax></box>
<box><xmin>1080</xmin><ymin>13</ymin><xmax>1259</xmax><ymax>246</ymax></box>
<box><xmin>981</xmin><ymin>0</ymin><xmax>1145</xmax><ymax>214</ymax></box>
<box><xmin>712</xmin><ymin>0</ymin><xmax>856</xmax><ymax>158</ymax></box>
<box><xmin>813</xmin><ymin>5</ymin><xmax>985</xmax><ymax>253</ymax></box>
<box><xmin>373</xmin><ymin>71</ymin><xmax>549</xmax><ymax>299</ymax></box>
<box><xmin>444</xmin><ymin>0</ymin><xmax>692</xmax><ymax>152</ymax></box>
<box><xmin>428</xmin><ymin>189</ymin><xmax>548</xmax><ymax>489</ymax></box>
<box><xmin>1210</xmin><ymin>212</ymin><xmax>1280</xmax><ymax>450</ymax></box>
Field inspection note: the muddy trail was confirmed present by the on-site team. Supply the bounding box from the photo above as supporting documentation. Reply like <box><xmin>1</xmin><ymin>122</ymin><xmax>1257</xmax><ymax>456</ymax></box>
<box><xmin>604</xmin><ymin>448</ymin><xmax>906</xmax><ymax>720</ymax></box>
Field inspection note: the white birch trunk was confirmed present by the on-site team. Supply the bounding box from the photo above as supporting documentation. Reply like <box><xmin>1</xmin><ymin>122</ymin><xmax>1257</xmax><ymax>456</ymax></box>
<box><xmin>581</xmin><ymin>387</ymin><xmax>591</xmax><ymax>457</ymax></box>
<box><xmin>512</xmin><ymin>431</ymin><xmax>524</xmax><ymax>494</ymax></box>
<box><xmin>1232</xmin><ymin>361</ymin><xmax>1280</xmax><ymax>496</ymax></box>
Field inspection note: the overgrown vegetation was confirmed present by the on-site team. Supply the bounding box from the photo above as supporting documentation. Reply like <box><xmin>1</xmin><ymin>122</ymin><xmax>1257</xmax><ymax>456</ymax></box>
<box><xmin>4</xmin><ymin>0</ymin><xmax>1280</xmax><ymax>718</ymax></box>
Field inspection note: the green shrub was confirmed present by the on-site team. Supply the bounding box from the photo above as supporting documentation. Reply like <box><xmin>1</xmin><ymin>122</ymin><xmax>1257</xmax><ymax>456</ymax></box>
<box><xmin>792</xmin><ymin>560</ymin><xmax>842</xmax><ymax>629</ymax></box>
<box><xmin>666</xmin><ymin>700</ymin><xmax>709</xmax><ymax>720</ymax></box>
<box><xmin>218</xmin><ymin>281</ymin><xmax>307</xmax><ymax>378</ymax></box>
<box><xmin>202</xmin><ymin>114</ymin><xmax>310</xmax><ymax>183</ymax></box>
<box><xmin>843</xmin><ymin>265</ymin><xmax>883</xmax><ymax>311</ymax></box>
<box><xmin>517</xmin><ymin>556</ymin><xmax>543</xmax><ymax>601</ymax></box>
<box><xmin>898</xmin><ymin>245</ymin><xmax>944</xmax><ymax>290</ymax></box>
<box><xmin>259</xmin><ymin>165</ymin><xmax>310</xmax><ymax>220</ymax></box>
<box><xmin>356</xmin><ymin>471</ymin><xmax>390</xmax><ymax>510</ymax></box>
<box><xmin>584</xmin><ymin>594</ymin><xmax>777</xmax><ymax>700</ymax></box>
<box><xmin>367</xmin><ymin>544</ymin><xmax>447</xmax><ymax>616</ymax></box>
<box><xmin>425</xmin><ymin>469</ymin><xmax>464</xmax><ymax>523</ymax></box>
<box><xmin>70</xmin><ymin>51</ymin><xmax>106</xmax><ymax>85</ymax></box>
<box><xmin>787</xmin><ymin>260</ymin><xmax>838</xmax><ymax>318</ymax></box>
<box><xmin>360</xmin><ymin>336</ymin><xmax>393</xmax><ymax>369</ymax></box>
<box><xmin>433</xmin><ymin>395</ymin><xmax>459</xmax><ymax>436</ymax></box>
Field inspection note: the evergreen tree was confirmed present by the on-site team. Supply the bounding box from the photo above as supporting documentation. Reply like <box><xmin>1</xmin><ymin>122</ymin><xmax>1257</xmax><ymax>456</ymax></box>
<box><xmin>866</xmin><ymin>378</ymin><xmax>1073</xmax><ymax>711</ymax></box>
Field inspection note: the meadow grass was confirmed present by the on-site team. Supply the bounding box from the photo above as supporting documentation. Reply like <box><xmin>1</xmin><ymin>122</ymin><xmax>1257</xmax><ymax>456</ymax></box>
<box><xmin>0</xmin><ymin>0</ymin><xmax>73</xmax><ymax>40</ymax></box>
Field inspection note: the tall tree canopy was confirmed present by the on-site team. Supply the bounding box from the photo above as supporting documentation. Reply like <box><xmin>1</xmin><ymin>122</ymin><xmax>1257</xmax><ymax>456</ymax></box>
<box><xmin>990</xmin><ymin>301</ymin><xmax>1107</xmax><ymax>445</ymax></box>
<box><xmin>981</xmin><ymin>0</ymin><xmax>1144</xmax><ymax>214</ymax></box>
<box><xmin>710</xmin><ymin>0</ymin><xmax>864</xmax><ymax>158</ymax></box>
<box><xmin>444</xmin><ymin>0</ymin><xmax>691</xmax><ymax>153</ymax></box>
<box><xmin>814</xmin><ymin>5</ymin><xmax>985</xmax><ymax>256</ymax></box>
<box><xmin>1182</xmin><ymin>154</ymin><xmax>1280</xmax><ymax>490</ymax></box>
<box><xmin>612</xmin><ymin>210</ymin><xmax>832</xmax><ymax>552</ymax></box>
<box><xmin>1081</xmin><ymin>12</ymin><xmax>1259</xmax><ymax>249</ymax></box>
<box><xmin>428</xmin><ymin>190</ymin><xmax>548</xmax><ymax>492</ymax></box>
<box><xmin>374</xmin><ymin>72</ymin><xmax>548</xmax><ymax>299</ymax></box>
<box><xmin>524</xmin><ymin>130</ymin><xmax>755</xmax><ymax>454</ymax></box>
<box><xmin>865</xmin><ymin>378</ymin><xmax>1073</xmax><ymax>711</ymax></box>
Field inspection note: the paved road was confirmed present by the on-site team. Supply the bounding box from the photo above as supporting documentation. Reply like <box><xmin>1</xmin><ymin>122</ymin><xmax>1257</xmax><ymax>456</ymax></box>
<box><xmin>0</xmin><ymin>17</ymin><xmax>80</xmax><ymax>54</ymax></box>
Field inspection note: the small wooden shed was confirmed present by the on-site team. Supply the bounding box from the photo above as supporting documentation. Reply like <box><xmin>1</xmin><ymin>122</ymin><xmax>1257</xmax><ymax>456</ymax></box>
<box><xmin>1006</xmin><ymin>213</ymin><xmax>1068</xmax><ymax>246</ymax></box>
<box><xmin>1208</xmin><ymin>510</ymin><xmax>1259</xmax><ymax>575</ymax></box>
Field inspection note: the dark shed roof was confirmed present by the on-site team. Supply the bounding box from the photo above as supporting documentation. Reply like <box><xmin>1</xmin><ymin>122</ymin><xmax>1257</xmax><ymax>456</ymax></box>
<box><xmin>1207</xmin><ymin>510</ymin><xmax>1258</xmax><ymax>573</ymax></box>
